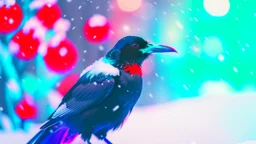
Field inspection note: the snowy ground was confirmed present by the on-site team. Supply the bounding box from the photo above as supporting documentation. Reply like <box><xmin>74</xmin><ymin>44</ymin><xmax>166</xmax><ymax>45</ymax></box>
<box><xmin>1</xmin><ymin>92</ymin><xmax>256</xmax><ymax>144</ymax></box>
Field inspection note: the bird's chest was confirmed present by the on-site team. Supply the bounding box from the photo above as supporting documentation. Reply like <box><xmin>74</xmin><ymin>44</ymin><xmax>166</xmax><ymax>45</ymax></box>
<box><xmin>93</xmin><ymin>72</ymin><xmax>142</xmax><ymax>130</ymax></box>
<box><xmin>113</xmin><ymin>71</ymin><xmax>142</xmax><ymax>105</ymax></box>
<box><xmin>99</xmin><ymin>71</ymin><xmax>142</xmax><ymax>113</ymax></box>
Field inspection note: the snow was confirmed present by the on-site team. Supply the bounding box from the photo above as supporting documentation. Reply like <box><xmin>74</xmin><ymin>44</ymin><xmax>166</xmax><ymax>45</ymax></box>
<box><xmin>233</xmin><ymin>66</ymin><xmax>238</xmax><ymax>73</ymax></box>
<box><xmin>112</xmin><ymin>105</ymin><xmax>119</xmax><ymax>111</ymax></box>
<box><xmin>98</xmin><ymin>45</ymin><xmax>104</xmax><ymax>51</ymax></box>
<box><xmin>8</xmin><ymin>18</ymin><xmax>14</xmax><ymax>24</ymax></box>
<box><xmin>1</xmin><ymin>0</ymin><xmax>15</xmax><ymax>8</ymax></box>
<box><xmin>53</xmin><ymin>18</ymin><xmax>71</xmax><ymax>32</ymax></box>
<box><xmin>22</xmin><ymin>17</ymin><xmax>47</xmax><ymax>42</ymax></box>
<box><xmin>29</xmin><ymin>0</ymin><xmax>58</xmax><ymax>9</ymax></box>
<box><xmin>175</xmin><ymin>20</ymin><xmax>184</xmax><ymax>29</ymax></box>
<box><xmin>183</xmin><ymin>84</ymin><xmax>188</xmax><ymax>90</ymax></box>
<box><xmin>8</xmin><ymin>41</ymin><xmax>19</xmax><ymax>54</ymax></box>
<box><xmin>1</xmin><ymin>92</ymin><xmax>256</xmax><ymax>144</ymax></box>
<box><xmin>88</xmin><ymin>14</ymin><xmax>108</xmax><ymax>27</ymax></box>
<box><xmin>218</xmin><ymin>54</ymin><xmax>225</xmax><ymax>61</ymax></box>
<box><xmin>80</xmin><ymin>58</ymin><xmax>120</xmax><ymax>79</ymax></box>
<box><xmin>59</xmin><ymin>47</ymin><xmax>68</xmax><ymax>57</ymax></box>
<box><xmin>38</xmin><ymin>42</ymin><xmax>48</xmax><ymax>56</ymax></box>
<box><xmin>49</xmin><ymin>32</ymin><xmax>66</xmax><ymax>48</ymax></box>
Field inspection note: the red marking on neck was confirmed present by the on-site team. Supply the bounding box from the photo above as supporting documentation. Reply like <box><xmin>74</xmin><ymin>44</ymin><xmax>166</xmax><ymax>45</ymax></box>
<box><xmin>124</xmin><ymin>64</ymin><xmax>142</xmax><ymax>76</ymax></box>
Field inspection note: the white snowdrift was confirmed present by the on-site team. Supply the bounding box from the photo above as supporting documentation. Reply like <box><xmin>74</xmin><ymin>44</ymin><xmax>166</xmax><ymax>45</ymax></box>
<box><xmin>0</xmin><ymin>92</ymin><xmax>256</xmax><ymax>144</ymax></box>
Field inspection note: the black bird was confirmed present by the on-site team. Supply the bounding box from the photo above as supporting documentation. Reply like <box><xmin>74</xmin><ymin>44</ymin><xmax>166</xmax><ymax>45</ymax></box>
<box><xmin>28</xmin><ymin>36</ymin><xmax>177</xmax><ymax>144</ymax></box>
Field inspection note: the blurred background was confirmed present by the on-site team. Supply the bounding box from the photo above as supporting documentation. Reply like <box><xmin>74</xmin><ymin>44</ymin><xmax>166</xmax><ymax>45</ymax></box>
<box><xmin>0</xmin><ymin>0</ymin><xmax>256</xmax><ymax>143</ymax></box>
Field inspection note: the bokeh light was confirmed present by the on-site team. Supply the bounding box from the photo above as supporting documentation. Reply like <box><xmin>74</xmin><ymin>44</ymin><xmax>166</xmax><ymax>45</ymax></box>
<box><xmin>199</xmin><ymin>81</ymin><xmax>233</xmax><ymax>96</ymax></box>
<box><xmin>117</xmin><ymin>0</ymin><xmax>142</xmax><ymax>12</ymax></box>
<box><xmin>203</xmin><ymin>37</ymin><xmax>223</xmax><ymax>57</ymax></box>
<box><xmin>21</xmin><ymin>73</ymin><xmax>39</xmax><ymax>96</ymax></box>
<box><xmin>203</xmin><ymin>0</ymin><xmax>230</xmax><ymax>16</ymax></box>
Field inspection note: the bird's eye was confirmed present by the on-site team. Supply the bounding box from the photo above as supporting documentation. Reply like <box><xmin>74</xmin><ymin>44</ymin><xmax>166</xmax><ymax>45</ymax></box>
<box><xmin>131</xmin><ymin>43</ymin><xmax>139</xmax><ymax>48</ymax></box>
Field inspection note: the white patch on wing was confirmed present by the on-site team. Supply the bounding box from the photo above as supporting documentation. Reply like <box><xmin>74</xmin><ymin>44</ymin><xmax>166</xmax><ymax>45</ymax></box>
<box><xmin>80</xmin><ymin>57</ymin><xmax>120</xmax><ymax>79</ymax></box>
<box><xmin>52</xmin><ymin>103</ymin><xmax>71</xmax><ymax>119</ymax></box>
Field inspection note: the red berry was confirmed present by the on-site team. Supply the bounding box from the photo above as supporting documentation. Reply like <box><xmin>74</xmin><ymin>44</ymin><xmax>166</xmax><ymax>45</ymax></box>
<box><xmin>44</xmin><ymin>39</ymin><xmax>78</xmax><ymax>73</ymax></box>
<box><xmin>10</xmin><ymin>29</ymin><xmax>40</xmax><ymax>60</ymax></box>
<box><xmin>0</xmin><ymin>4</ymin><xmax>23</xmax><ymax>33</ymax></box>
<box><xmin>36</xmin><ymin>4</ymin><xmax>62</xmax><ymax>29</ymax></box>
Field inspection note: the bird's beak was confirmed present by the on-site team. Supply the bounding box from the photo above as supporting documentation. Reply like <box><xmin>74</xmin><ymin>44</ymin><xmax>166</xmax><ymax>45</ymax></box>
<box><xmin>141</xmin><ymin>44</ymin><xmax>178</xmax><ymax>54</ymax></box>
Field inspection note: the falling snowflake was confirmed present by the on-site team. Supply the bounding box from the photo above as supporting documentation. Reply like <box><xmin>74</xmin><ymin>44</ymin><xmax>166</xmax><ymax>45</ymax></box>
<box><xmin>175</xmin><ymin>21</ymin><xmax>184</xmax><ymax>29</ymax></box>
<box><xmin>98</xmin><ymin>45</ymin><xmax>104</xmax><ymax>51</ymax></box>
<box><xmin>194</xmin><ymin>35</ymin><xmax>200</xmax><ymax>41</ymax></box>
<box><xmin>148</xmin><ymin>93</ymin><xmax>153</xmax><ymax>98</ymax></box>
<box><xmin>218</xmin><ymin>54</ymin><xmax>225</xmax><ymax>61</ymax></box>
<box><xmin>190</xmin><ymin>68</ymin><xmax>194</xmax><ymax>73</ymax></box>
<box><xmin>0</xmin><ymin>107</ymin><xmax>3</xmax><ymax>111</ymax></box>
<box><xmin>250</xmin><ymin>71</ymin><xmax>254</xmax><ymax>75</ymax></box>
<box><xmin>233</xmin><ymin>66</ymin><xmax>238</xmax><ymax>73</ymax></box>
<box><xmin>112</xmin><ymin>105</ymin><xmax>119</xmax><ymax>111</ymax></box>
<box><xmin>93</xmin><ymin>82</ymin><xmax>97</xmax><ymax>85</ymax></box>
<box><xmin>117</xmin><ymin>85</ymin><xmax>121</xmax><ymax>88</ymax></box>
<box><xmin>183</xmin><ymin>84</ymin><xmax>188</xmax><ymax>90</ymax></box>
<box><xmin>155</xmin><ymin>73</ymin><xmax>159</xmax><ymax>77</ymax></box>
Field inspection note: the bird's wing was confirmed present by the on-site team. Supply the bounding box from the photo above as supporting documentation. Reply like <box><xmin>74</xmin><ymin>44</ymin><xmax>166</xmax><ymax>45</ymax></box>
<box><xmin>40</xmin><ymin>74</ymin><xmax>115</xmax><ymax>129</ymax></box>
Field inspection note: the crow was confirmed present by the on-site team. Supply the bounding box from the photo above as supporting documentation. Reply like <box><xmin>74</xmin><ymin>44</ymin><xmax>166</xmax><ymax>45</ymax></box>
<box><xmin>28</xmin><ymin>36</ymin><xmax>177</xmax><ymax>144</ymax></box>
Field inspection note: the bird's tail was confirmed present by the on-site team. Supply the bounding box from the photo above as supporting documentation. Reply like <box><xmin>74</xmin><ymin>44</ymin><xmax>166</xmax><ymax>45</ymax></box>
<box><xmin>27</xmin><ymin>124</ymin><xmax>78</xmax><ymax>144</ymax></box>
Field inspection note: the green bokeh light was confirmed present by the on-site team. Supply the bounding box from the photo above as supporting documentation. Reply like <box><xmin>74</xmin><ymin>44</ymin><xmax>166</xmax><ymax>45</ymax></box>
<box><xmin>153</xmin><ymin>0</ymin><xmax>256</xmax><ymax>99</ymax></box>
<box><xmin>21</xmin><ymin>73</ymin><xmax>39</xmax><ymax>96</ymax></box>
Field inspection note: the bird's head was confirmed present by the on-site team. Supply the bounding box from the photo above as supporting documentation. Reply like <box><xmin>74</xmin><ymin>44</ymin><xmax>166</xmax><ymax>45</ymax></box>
<box><xmin>105</xmin><ymin>36</ymin><xmax>177</xmax><ymax>67</ymax></box>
